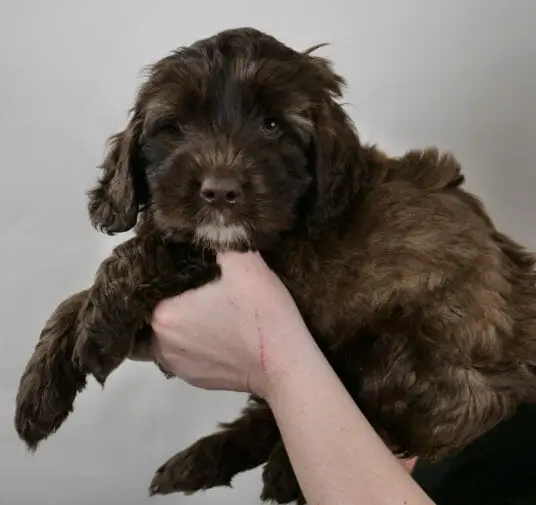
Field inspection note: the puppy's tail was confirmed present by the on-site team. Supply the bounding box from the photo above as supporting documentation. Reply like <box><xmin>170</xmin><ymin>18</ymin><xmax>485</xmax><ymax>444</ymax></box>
<box><xmin>14</xmin><ymin>289</ymin><xmax>89</xmax><ymax>451</ymax></box>
<box><xmin>391</xmin><ymin>148</ymin><xmax>465</xmax><ymax>191</ymax></box>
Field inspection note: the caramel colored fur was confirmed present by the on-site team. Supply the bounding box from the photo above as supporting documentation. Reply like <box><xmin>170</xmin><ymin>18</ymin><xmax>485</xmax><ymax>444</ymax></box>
<box><xmin>15</xmin><ymin>28</ymin><xmax>536</xmax><ymax>504</ymax></box>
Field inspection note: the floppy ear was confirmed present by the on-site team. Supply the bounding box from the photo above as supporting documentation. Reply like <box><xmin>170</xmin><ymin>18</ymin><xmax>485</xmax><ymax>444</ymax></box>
<box><xmin>87</xmin><ymin>114</ymin><xmax>147</xmax><ymax>234</ymax></box>
<box><xmin>304</xmin><ymin>51</ymin><xmax>368</xmax><ymax>231</ymax></box>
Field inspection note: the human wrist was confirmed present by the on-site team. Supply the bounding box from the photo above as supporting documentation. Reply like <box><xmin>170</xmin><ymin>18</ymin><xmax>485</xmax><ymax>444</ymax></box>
<box><xmin>254</xmin><ymin>321</ymin><xmax>319</xmax><ymax>402</ymax></box>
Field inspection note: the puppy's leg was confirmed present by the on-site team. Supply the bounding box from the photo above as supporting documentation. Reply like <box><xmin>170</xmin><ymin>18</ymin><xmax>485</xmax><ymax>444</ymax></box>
<box><xmin>149</xmin><ymin>396</ymin><xmax>280</xmax><ymax>496</ymax></box>
<box><xmin>72</xmin><ymin>235</ymin><xmax>219</xmax><ymax>384</ymax></box>
<box><xmin>261</xmin><ymin>441</ymin><xmax>305</xmax><ymax>504</ymax></box>
<box><xmin>14</xmin><ymin>290</ymin><xmax>89</xmax><ymax>450</ymax></box>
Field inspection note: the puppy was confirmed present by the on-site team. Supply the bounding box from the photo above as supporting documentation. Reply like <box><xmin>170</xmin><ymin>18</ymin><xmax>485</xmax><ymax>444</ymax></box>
<box><xmin>14</xmin><ymin>27</ymin><xmax>536</xmax><ymax>504</ymax></box>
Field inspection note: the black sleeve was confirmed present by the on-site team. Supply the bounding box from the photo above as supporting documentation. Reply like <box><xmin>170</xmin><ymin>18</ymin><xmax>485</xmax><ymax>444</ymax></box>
<box><xmin>412</xmin><ymin>404</ymin><xmax>536</xmax><ymax>505</ymax></box>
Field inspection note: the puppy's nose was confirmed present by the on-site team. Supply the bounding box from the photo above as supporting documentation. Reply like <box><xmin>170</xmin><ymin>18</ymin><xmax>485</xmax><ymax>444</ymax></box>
<box><xmin>200</xmin><ymin>177</ymin><xmax>243</xmax><ymax>205</ymax></box>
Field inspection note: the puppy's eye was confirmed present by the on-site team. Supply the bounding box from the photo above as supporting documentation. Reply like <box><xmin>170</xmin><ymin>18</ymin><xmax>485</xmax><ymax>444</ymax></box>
<box><xmin>260</xmin><ymin>117</ymin><xmax>282</xmax><ymax>137</ymax></box>
<box><xmin>148</xmin><ymin>120</ymin><xmax>182</xmax><ymax>138</ymax></box>
<box><xmin>158</xmin><ymin>124</ymin><xmax>180</xmax><ymax>135</ymax></box>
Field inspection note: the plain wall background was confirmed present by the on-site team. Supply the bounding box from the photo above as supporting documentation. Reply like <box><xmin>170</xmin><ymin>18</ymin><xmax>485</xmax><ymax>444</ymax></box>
<box><xmin>1</xmin><ymin>1</ymin><xmax>535</xmax><ymax>504</ymax></box>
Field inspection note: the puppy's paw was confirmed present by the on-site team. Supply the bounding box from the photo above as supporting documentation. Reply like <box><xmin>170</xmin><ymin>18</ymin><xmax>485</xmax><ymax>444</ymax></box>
<box><xmin>261</xmin><ymin>467</ymin><xmax>303</xmax><ymax>504</ymax></box>
<box><xmin>15</xmin><ymin>317</ymin><xmax>87</xmax><ymax>450</ymax></box>
<box><xmin>72</xmin><ymin>299</ymin><xmax>131</xmax><ymax>385</ymax></box>
<box><xmin>261</xmin><ymin>443</ymin><xmax>304</xmax><ymax>504</ymax></box>
<box><xmin>71</xmin><ymin>327</ymin><xmax>115</xmax><ymax>386</ymax></box>
<box><xmin>149</xmin><ymin>441</ymin><xmax>233</xmax><ymax>496</ymax></box>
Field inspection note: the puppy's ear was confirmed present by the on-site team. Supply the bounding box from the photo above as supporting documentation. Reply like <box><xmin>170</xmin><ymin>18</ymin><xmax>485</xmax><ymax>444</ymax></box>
<box><xmin>87</xmin><ymin>114</ymin><xmax>146</xmax><ymax>234</ymax></box>
<box><xmin>304</xmin><ymin>51</ymin><xmax>366</xmax><ymax>231</ymax></box>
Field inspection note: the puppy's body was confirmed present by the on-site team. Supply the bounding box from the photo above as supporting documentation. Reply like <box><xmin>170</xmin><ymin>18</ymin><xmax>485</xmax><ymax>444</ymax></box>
<box><xmin>14</xmin><ymin>28</ymin><xmax>536</xmax><ymax>503</ymax></box>
<box><xmin>266</xmin><ymin>149</ymin><xmax>536</xmax><ymax>459</ymax></box>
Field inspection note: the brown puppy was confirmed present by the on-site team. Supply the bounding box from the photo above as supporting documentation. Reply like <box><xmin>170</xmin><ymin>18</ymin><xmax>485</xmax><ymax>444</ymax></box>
<box><xmin>14</xmin><ymin>27</ymin><xmax>536</xmax><ymax>504</ymax></box>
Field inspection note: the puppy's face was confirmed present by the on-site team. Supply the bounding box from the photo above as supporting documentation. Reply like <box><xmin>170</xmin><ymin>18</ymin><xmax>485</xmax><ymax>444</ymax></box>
<box><xmin>88</xmin><ymin>28</ymin><xmax>361</xmax><ymax>251</ymax></box>
<box><xmin>141</xmin><ymin>35</ymin><xmax>316</xmax><ymax>250</ymax></box>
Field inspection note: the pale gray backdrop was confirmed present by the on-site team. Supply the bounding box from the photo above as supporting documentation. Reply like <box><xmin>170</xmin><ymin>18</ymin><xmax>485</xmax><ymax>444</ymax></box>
<box><xmin>1</xmin><ymin>1</ymin><xmax>535</xmax><ymax>504</ymax></box>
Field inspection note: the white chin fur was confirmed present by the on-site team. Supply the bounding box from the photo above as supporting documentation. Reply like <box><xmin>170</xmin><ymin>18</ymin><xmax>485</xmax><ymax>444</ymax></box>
<box><xmin>194</xmin><ymin>224</ymin><xmax>250</xmax><ymax>249</ymax></box>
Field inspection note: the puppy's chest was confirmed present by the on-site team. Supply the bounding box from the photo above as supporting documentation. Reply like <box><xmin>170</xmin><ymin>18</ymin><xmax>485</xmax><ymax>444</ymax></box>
<box><xmin>264</xmin><ymin>242</ymin><xmax>364</xmax><ymax>340</ymax></box>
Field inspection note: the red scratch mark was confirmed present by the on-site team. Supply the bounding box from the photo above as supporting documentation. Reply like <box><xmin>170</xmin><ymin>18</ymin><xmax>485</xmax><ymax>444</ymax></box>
<box><xmin>254</xmin><ymin>310</ymin><xmax>266</xmax><ymax>371</ymax></box>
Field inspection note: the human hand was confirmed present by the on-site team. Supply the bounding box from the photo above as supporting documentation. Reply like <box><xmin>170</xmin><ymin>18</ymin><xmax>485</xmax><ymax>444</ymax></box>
<box><xmin>150</xmin><ymin>251</ymin><xmax>310</xmax><ymax>398</ymax></box>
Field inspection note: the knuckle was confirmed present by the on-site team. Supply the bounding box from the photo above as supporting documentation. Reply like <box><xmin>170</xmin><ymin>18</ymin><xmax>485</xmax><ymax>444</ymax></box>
<box><xmin>152</xmin><ymin>299</ymin><xmax>178</xmax><ymax>330</ymax></box>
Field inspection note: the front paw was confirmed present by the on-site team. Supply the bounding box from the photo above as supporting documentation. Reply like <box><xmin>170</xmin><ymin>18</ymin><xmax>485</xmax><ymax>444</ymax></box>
<box><xmin>72</xmin><ymin>301</ymin><xmax>132</xmax><ymax>385</ymax></box>
<box><xmin>15</xmin><ymin>290</ymin><xmax>89</xmax><ymax>450</ymax></box>
<box><xmin>261</xmin><ymin>444</ymin><xmax>304</xmax><ymax>504</ymax></box>
<box><xmin>15</xmin><ymin>356</ymin><xmax>86</xmax><ymax>450</ymax></box>
<box><xmin>73</xmin><ymin>320</ymin><xmax>131</xmax><ymax>385</ymax></box>
<box><xmin>261</xmin><ymin>466</ymin><xmax>304</xmax><ymax>504</ymax></box>
<box><xmin>149</xmin><ymin>440</ymin><xmax>233</xmax><ymax>496</ymax></box>
<box><xmin>16</xmin><ymin>333</ymin><xmax>87</xmax><ymax>449</ymax></box>
<box><xmin>71</xmin><ymin>329</ymin><xmax>109</xmax><ymax>385</ymax></box>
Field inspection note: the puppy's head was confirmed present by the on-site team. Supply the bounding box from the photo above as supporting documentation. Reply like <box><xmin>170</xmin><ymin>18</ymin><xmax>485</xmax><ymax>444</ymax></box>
<box><xmin>88</xmin><ymin>27</ymin><xmax>364</xmax><ymax>251</ymax></box>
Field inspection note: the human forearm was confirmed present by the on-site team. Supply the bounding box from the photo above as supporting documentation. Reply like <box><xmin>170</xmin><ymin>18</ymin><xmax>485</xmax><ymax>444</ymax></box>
<box><xmin>263</xmin><ymin>328</ymin><xmax>435</xmax><ymax>505</ymax></box>
<box><xmin>150</xmin><ymin>249</ymin><xmax>433</xmax><ymax>503</ymax></box>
